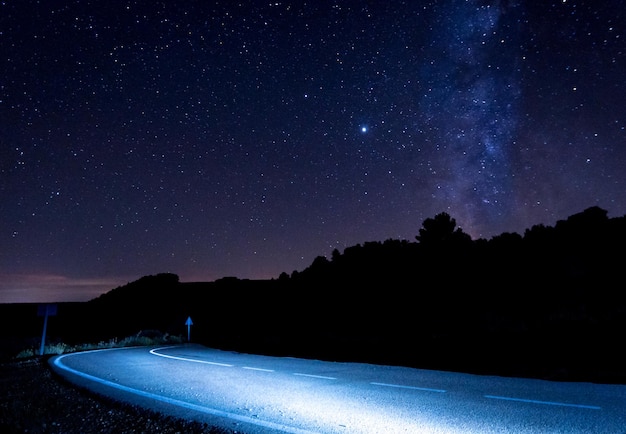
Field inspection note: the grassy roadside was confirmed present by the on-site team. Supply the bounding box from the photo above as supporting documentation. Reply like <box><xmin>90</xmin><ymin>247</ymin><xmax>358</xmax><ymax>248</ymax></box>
<box><xmin>12</xmin><ymin>331</ymin><xmax>185</xmax><ymax>359</ymax></box>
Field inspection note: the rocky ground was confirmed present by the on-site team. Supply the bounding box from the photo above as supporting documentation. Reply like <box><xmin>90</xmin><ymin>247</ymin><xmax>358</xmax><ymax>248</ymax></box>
<box><xmin>0</xmin><ymin>357</ymin><xmax>236</xmax><ymax>434</ymax></box>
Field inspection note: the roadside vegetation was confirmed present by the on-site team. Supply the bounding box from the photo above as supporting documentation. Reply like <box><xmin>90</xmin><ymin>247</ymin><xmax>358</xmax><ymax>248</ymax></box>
<box><xmin>14</xmin><ymin>331</ymin><xmax>185</xmax><ymax>359</ymax></box>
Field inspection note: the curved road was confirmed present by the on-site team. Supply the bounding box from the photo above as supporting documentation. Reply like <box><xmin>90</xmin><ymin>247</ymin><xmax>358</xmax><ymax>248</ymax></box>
<box><xmin>50</xmin><ymin>344</ymin><xmax>626</xmax><ymax>433</ymax></box>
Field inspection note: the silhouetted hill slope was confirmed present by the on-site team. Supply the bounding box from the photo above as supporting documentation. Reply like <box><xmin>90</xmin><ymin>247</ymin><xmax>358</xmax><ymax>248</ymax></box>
<box><xmin>73</xmin><ymin>206</ymin><xmax>625</xmax><ymax>382</ymax></box>
<box><xmin>275</xmin><ymin>206</ymin><xmax>626</xmax><ymax>381</ymax></box>
<box><xmin>2</xmin><ymin>206</ymin><xmax>624</xmax><ymax>383</ymax></box>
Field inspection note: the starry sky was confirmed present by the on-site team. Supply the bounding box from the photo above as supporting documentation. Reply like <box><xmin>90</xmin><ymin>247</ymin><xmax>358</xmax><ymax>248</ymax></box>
<box><xmin>2</xmin><ymin>1</ymin><xmax>625</xmax><ymax>303</ymax></box>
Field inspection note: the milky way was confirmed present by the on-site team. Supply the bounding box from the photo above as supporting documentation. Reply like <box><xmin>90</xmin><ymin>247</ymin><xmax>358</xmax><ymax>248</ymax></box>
<box><xmin>418</xmin><ymin>0</ymin><xmax>523</xmax><ymax>236</ymax></box>
<box><xmin>1</xmin><ymin>1</ymin><xmax>625</xmax><ymax>302</ymax></box>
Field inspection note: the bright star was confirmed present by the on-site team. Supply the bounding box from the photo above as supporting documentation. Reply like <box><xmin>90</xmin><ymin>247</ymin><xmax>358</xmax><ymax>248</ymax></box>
<box><xmin>360</xmin><ymin>126</ymin><xmax>368</xmax><ymax>133</ymax></box>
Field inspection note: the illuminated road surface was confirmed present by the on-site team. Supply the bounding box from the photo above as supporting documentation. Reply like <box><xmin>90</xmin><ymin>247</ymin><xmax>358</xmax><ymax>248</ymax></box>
<box><xmin>50</xmin><ymin>344</ymin><xmax>626</xmax><ymax>433</ymax></box>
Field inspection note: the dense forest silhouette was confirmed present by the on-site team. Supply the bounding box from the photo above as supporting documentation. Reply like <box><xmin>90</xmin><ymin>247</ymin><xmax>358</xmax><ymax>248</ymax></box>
<box><xmin>2</xmin><ymin>205</ymin><xmax>625</xmax><ymax>383</ymax></box>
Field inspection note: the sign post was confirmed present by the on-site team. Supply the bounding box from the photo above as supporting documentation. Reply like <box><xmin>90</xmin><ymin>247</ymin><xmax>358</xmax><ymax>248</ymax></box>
<box><xmin>185</xmin><ymin>316</ymin><xmax>193</xmax><ymax>342</ymax></box>
<box><xmin>37</xmin><ymin>303</ymin><xmax>57</xmax><ymax>356</ymax></box>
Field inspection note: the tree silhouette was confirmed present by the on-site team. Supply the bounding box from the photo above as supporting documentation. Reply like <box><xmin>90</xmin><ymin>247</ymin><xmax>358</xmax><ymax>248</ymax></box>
<box><xmin>416</xmin><ymin>212</ymin><xmax>471</xmax><ymax>246</ymax></box>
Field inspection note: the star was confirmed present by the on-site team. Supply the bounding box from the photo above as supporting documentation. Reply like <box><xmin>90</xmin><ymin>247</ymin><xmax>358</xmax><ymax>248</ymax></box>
<box><xmin>1</xmin><ymin>0</ymin><xmax>625</xmax><ymax>303</ymax></box>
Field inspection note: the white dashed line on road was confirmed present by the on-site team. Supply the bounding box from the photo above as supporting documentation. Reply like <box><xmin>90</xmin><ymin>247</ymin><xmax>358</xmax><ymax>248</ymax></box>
<box><xmin>293</xmin><ymin>373</ymin><xmax>337</xmax><ymax>380</ymax></box>
<box><xmin>484</xmin><ymin>395</ymin><xmax>601</xmax><ymax>410</ymax></box>
<box><xmin>371</xmin><ymin>382</ymin><xmax>446</xmax><ymax>393</ymax></box>
<box><xmin>242</xmin><ymin>366</ymin><xmax>275</xmax><ymax>372</ymax></box>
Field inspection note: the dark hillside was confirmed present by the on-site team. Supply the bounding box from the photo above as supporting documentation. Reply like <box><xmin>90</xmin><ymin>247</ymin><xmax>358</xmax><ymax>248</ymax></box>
<box><xmin>2</xmin><ymin>206</ymin><xmax>625</xmax><ymax>384</ymax></box>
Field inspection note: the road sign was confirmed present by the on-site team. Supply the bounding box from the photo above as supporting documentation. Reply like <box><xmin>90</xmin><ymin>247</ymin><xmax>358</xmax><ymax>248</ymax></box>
<box><xmin>185</xmin><ymin>316</ymin><xmax>193</xmax><ymax>342</ymax></box>
<box><xmin>38</xmin><ymin>303</ymin><xmax>57</xmax><ymax>356</ymax></box>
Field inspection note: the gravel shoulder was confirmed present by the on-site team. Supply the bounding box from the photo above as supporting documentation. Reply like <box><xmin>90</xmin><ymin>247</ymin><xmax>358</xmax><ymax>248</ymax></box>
<box><xmin>0</xmin><ymin>356</ymin><xmax>235</xmax><ymax>434</ymax></box>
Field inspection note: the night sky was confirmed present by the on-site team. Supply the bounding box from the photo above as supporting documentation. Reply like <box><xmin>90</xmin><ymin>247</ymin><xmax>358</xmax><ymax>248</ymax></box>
<box><xmin>2</xmin><ymin>1</ymin><xmax>625</xmax><ymax>303</ymax></box>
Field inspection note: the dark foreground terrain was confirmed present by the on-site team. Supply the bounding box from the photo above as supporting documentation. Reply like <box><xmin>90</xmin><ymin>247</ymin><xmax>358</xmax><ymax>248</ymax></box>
<box><xmin>0</xmin><ymin>356</ymin><xmax>234</xmax><ymax>434</ymax></box>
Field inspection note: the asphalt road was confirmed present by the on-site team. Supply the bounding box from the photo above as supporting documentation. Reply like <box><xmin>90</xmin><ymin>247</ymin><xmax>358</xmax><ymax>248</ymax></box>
<box><xmin>50</xmin><ymin>344</ymin><xmax>626</xmax><ymax>433</ymax></box>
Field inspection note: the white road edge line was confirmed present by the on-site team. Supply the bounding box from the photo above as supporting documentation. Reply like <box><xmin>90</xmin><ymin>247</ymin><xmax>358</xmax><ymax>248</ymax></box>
<box><xmin>293</xmin><ymin>373</ymin><xmax>337</xmax><ymax>380</ymax></box>
<box><xmin>149</xmin><ymin>346</ymin><xmax>233</xmax><ymax>366</ymax></box>
<box><xmin>371</xmin><ymin>382</ymin><xmax>446</xmax><ymax>393</ymax></box>
<box><xmin>51</xmin><ymin>350</ymin><xmax>318</xmax><ymax>434</ymax></box>
<box><xmin>484</xmin><ymin>395</ymin><xmax>602</xmax><ymax>410</ymax></box>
